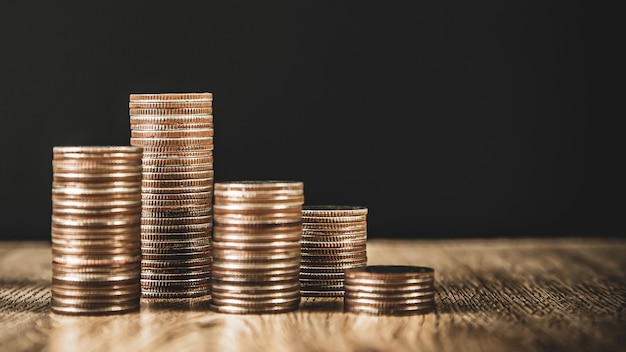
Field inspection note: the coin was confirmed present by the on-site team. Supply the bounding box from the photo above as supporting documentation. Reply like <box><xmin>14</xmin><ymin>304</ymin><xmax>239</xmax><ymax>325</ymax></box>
<box><xmin>131</xmin><ymin>129</ymin><xmax>214</xmax><ymax>139</ymax></box>
<box><xmin>141</xmin><ymin>170</ymin><xmax>214</xmax><ymax>180</ymax></box>
<box><xmin>141</xmin><ymin>155</ymin><xmax>213</xmax><ymax>166</ymax></box>
<box><xmin>301</xmin><ymin>215</ymin><xmax>367</xmax><ymax>223</ymax></box>
<box><xmin>130</xmin><ymin>115</ymin><xmax>213</xmax><ymax>125</ymax></box>
<box><xmin>214</xmin><ymin>180</ymin><xmax>303</xmax><ymax>193</ymax></box>
<box><xmin>130</xmin><ymin>137</ymin><xmax>214</xmax><ymax>148</ymax></box>
<box><xmin>344</xmin><ymin>265</ymin><xmax>434</xmax><ymax>280</ymax></box>
<box><xmin>301</xmin><ymin>290</ymin><xmax>344</xmax><ymax>298</ymax></box>
<box><xmin>210</xmin><ymin>269</ymin><xmax>300</xmax><ymax>282</ymax></box>
<box><xmin>142</xmin><ymin>149</ymin><xmax>213</xmax><ymax>158</ymax></box>
<box><xmin>130</xmin><ymin>122</ymin><xmax>214</xmax><ymax>131</ymax></box>
<box><xmin>142</xmin><ymin>164</ymin><xmax>214</xmax><ymax>173</ymax></box>
<box><xmin>302</xmin><ymin>205</ymin><xmax>368</xmax><ymax>217</ymax></box>
<box><xmin>129</xmin><ymin>107</ymin><xmax>213</xmax><ymax>115</ymax></box>
<box><xmin>129</xmin><ymin>92</ymin><xmax>213</xmax><ymax>101</ymax></box>
<box><xmin>211</xmin><ymin>240</ymin><xmax>300</xmax><ymax>251</ymax></box>
<box><xmin>128</xmin><ymin>101</ymin><xmax>213</xmax><ymax>109</ymax></box>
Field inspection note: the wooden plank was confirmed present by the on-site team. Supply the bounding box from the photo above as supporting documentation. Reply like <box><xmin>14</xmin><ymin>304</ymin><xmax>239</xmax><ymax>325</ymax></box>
<box><xmin>0</xmin><ymin>238</ymin><xmax>624</xmax><ymax>352</ymax></box>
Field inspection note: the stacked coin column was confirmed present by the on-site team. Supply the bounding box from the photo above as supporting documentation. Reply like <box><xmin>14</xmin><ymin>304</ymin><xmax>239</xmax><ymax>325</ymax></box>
<box><xmin>300</xmin><ymin>205</ymin><xmax>368</xmax><ymax>297</ymax></box>
<box><xmin>344</xmin><ymin>265</ymin><xmax>435</xmax><ymax>315</ymax></box>
<box><xmin>211</xmin><ymin>181</ymin><xmax>304</xmax><ymax>314</ymax></box>
<box><xmin>50</xmin><ymin>146</ymin><xmax>143</xmax><ymax>315</ymax></box>
<box><xmin>129</xmin><ymin>92</ymin><xmax>214</xmax><ymax>298</ymax></box>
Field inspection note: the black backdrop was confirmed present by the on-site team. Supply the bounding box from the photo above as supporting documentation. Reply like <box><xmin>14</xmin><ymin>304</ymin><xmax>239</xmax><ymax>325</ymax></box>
<box><xmin>0</xmin><ymin>1</ymin><xmax>622</xmax><ymax>241</ymax></box>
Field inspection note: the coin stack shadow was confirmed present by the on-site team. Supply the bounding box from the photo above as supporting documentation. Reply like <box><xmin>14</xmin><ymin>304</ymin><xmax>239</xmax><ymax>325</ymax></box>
<box><xmin>50</xmin><ymin>146</ymin><xmax>143</xmax><ymax>315</ymax></box>
<box><xmin>210</xmin><ymin>181</ymin><xmax>304</xmax><ymax>314</ymax></box>
<box><xmin>129</xmin><ymin>92</ymin><xmax>214</xmax><ymax>298</ymax></box>
<box><xmin>343</xmin><ymin>265</ymin><xmax>435</xmax><ymax>315</ymax></box>
<box><xmin>300</xmin><ymin>205</ymin><xmax>368</xmax><ymax>297</ymax></box>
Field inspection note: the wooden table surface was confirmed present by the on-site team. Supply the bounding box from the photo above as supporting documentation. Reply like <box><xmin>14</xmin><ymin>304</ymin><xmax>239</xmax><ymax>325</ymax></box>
<box><xmin>0</xmin><ymin>238</ymin><xmax>624</xmax><ymax>352</ymax></box>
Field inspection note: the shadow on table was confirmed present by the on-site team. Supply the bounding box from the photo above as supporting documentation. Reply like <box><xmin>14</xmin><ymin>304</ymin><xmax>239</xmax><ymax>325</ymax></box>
<box><xmin>299</xmin><ymin>297</ymin><xmax>343</xmax><ymax>312</ymax></box>
<box><xmin>140</xmin><ymin>296</ymin><xmax>213</xmax><ymax>312</ymax></box>
<box><xmin>141</xmin><ymin>296</ymin><xmax>345</xmax><ymax>313</ymax></box>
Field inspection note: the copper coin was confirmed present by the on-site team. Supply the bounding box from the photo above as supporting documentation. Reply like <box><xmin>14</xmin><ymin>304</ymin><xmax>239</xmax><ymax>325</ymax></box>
<box><xmin>131</xmin><ymin>129</ymin><xmax>214</xmax><ymax>138</ymax></box>
<box><xmin>141</xmin><ymin>155</ymin><xmax>213</xmax><ymax>166</ymax></box>
<box><xmin>302</xmin><ymin>205</ymin><xmax>368</xmax><ymax>217</ymax></box>
<box><xmin>142</xmin><ymin>178</ymin><xmax>213</xmax><ymax>188</ymax></box>
<box><xmin>344</xmin><ymin>265</ymin><xmax>434</xmax><ymax>280</ymax></box>
<box><xmin>302</xmin><ymin>215</ymin><xmax>367</xmax><ymax>223</ymax></box>
<box><xmin>142</xmin><ymin>164</ymin><xmax>213</xmax><ymax>173</ymax></box>
<box><xmin>129</xmin><ymin>107</ymin><xmax>213</xmax><ymax>115</ymax></box>
<box><xmin>130</xmin><ymin>122</ymin><xmax>213</xmax><ymax>131</ymax></box>
<box><xmin>128</xmin><ymin>101</ymin><xmax>212</xmax><ymax>109</ymax></box>
<box><xmin>214</xmin><ymin>180</ymin><xmax>303</xmax><ymax>192</ymax></box>
<box><xmin>141</xmin><ymin>257</ymin><xmax>212</xmax><ymax>268</ymax></box>
<box><xmin>129</xmin><ymin>92</ymin><xmax>213</xmax><ymax>101</ymax></box>
<box><xmin>130</xmin><ymin>115</ymin><xmax>213</xmax><ymax>126</ymax></box>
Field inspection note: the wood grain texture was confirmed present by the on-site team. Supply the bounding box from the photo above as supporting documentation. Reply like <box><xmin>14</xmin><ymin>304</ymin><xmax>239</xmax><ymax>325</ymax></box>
<box><xmin>0</xmin><ymin>238</ymin><xmax>624</xmax><ymax>352</ymax></box>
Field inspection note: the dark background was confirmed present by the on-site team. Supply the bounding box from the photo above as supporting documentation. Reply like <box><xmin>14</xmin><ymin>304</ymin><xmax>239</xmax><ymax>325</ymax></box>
<box><xmin>0</xmin><ymin>1</ymin><xmax>622</xmax><ymax>241</ymax></box>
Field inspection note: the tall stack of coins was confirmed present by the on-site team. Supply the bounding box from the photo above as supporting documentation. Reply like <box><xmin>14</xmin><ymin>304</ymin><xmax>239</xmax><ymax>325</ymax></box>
<box><xmin>129</xmin><ymin>92</ymin><xmax>214</xmax><ymax>298</ymax></box>
<box><xmin>210</xmin><ymin>181</ymin><xmax>304</xmax><ymax>314</ymax></box>
<box><xmin>300</xmin><ymin>205</ymin><xmax>368</xmax><ymax>297</ymax></box>
<box><xmin>50</xmin><ymin>146</ymin><xmax>143</xmax><ymax>315</ymax></box>
<box><xmin>344</xmin><ymin>265</ymin><xmax>435</xmax><ymax>315</ymax></box>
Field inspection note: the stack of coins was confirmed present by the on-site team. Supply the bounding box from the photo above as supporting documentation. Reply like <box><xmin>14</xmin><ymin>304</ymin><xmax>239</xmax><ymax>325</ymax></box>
<box><xmin>50</xmin><ymin>146</ymin><xmax>143</xmax><ymax>315</ymax></box>
<box><xmin>344</xmin><ymin>265</ymin><xmax>435</xmax><ymax>315</ymax></box>
<box><xmin>129</xmin><ymin>92</ymin><xmax>214</xmax><ymax>298</ymax></box>
<box><xmin>300</xmin><ymin>205</ymin><xmax>368</xmax><ymax>297</ymax></box>
<box><xmin>210</xmin><ymin>181</ymin><xmax>304</xmax><ymax>314</ymax></box>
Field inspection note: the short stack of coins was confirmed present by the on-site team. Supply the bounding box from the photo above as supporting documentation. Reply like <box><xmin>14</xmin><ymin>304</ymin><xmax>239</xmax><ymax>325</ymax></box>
<box><xmin>344</xmin><ymin>265</ymin><xmax>435</xmax><ymax>315</ymax></box>
<box><xmin>300</xmin><ymin>205</ymin><xmax>368</xmax><ymax>297</ymax></box>
<box><xmin>210</xmin><ymin>180</ymin><xmax>304</xmax><ymax>314</ymax></box>
<box><xmin>129</xmin><ymin>92</ymin><xmax>214</xmax><ymax>298</ymax></box>
<box><xmin>50</xmin><ymin>146</ymin><xmax>143</xmax><ymax>315</ymax></box>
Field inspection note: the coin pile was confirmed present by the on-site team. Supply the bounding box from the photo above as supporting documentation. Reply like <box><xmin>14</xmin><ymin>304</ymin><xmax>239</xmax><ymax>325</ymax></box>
<box><xmin>50</xmin><ymin>146</ymin><xmax>143</xmax><ymax>315</ymax></box>
<box><xmin>300</xmin><ymin>205</ymin><xmax>368</xmax><ymax>297</ymax></box>
<box><xmin>129</xmin><ymin>92</ymin><xmax>214</xmax><ymax>298</ymax></box>
<box><xmin>344</xmin><ymin>265</ymin><xmax>435</xmax><ymax>315</ymax></box>
<box><xmin>210</xmin><ymin>181</ymin><xmax>304</xmax><ymax>314</ymax></box>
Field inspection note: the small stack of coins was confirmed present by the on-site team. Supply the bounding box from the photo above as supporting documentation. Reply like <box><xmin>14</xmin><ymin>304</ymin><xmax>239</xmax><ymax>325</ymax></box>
<box><xmin>210</xmin><ymin>180</ymin><xmax>304</xmax><ymax>314</ymax></box>
<box><xmin>344</xmin><ymin>265</ymin><xmax>435</xmax><ymax>315</ymax></box>
<box><xmin>129</xmin><ymin>92</ymin><xmax>214</xmax><ymax>298</ymax></box>
<box><xmin>50</xmin><ymin>146</ymin><xmax>143</xmax><ymax>315</ymax></box>
<box><xmin>300</xmin><ymin>205</ymin><xmax>368</xmax><ymax>297</ymax></box>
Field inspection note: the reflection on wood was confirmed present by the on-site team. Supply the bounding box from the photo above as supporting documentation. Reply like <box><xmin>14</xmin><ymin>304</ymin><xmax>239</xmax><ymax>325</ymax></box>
<box><xmin>0</xmin><ymin>238</ymin><xmax>624</xmax><ymax>352</ymax></box>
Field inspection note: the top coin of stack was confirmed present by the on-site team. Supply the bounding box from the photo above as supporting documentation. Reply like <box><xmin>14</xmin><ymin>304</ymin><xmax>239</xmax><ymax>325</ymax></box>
<box><xmin>210</xmin><ymin>180</ymin><xmax>304</xmax><ymax>314</ymax></box>
<box><xmin>343</xmin><ymin>265</ymin><xmax>435</xmax><ymax>316</ymax></box>
<box><xmin>300</xmin><ymin>205</ymin><xmax>368</xmax><ymax>297</ymax></box>
<box><xmin>129</xmin><ymin>92</ymin><xmax>214</xmax><ymax>298</ymax></box>
<box><xmin>50</xmin><ymin>146</ymin><xmax>143</xmax><ymax>315</ymax></box>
